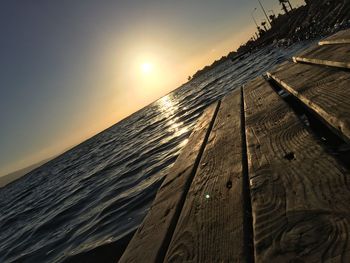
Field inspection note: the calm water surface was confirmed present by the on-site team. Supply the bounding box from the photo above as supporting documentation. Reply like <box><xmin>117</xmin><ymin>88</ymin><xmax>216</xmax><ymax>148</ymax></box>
<box><xmin>0</xmin><ymin>42</ymin><xmax>314</xmax><ymax>262</ymax></box>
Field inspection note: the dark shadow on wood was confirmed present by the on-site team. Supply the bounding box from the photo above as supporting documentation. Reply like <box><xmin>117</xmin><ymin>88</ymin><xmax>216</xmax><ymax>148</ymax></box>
<box><xmin>62</xmin><ymin>230</ymin><xmax>136</xmax><ymax>263</ymax></box>
<box><xmin>241</xmin><ymin>86</ymin><xmax>255</xmax><ymax>263</ymax></box>
<box><xmin>267</xmin><ymin>76</ymin><xmax>350</xmax><ymax>170</ymax></box>
<box><xmin>291</xmin><ymin>60</ymin><xmax>350</xmax><ymax>73</ymax></box>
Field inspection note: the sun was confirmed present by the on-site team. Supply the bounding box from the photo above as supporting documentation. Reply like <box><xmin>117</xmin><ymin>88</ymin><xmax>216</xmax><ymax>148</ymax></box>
<box><xmin>141</xmin><ymin>62</ymin><xmax>153</xmax><ymax>74</ymax></box>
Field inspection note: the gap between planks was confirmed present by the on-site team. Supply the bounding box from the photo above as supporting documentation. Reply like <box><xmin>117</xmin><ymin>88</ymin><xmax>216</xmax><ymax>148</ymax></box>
<box><xmin>292</xmin><ymin>43</ymin><xmax>350</xmax><ymax>70</ymax></box>
<box><xmin>164</xmin><ymin>88</ymin><xmax>255</xmax><ymax>263</ymax></box>
<box><xmin>267</xmin><ymin>61</ymin><xmax>350</xmax><ymax>144</ymax></box>
<box><xmin>241</xmin><ymin>87</ymin><xmax>255</xmax><ymax>263</ymax></box>
<box><xmin>244</xmin><ymin>77</ymin><xmax>350</xmax><ymax>262</ymax></box>
<box><xmin>319</xmin><ymin>29</ymin><xmax>350</xmax><ymax>45</ymax></box>
<box><xmin>119</xmin><ymin>101</ymin><xmax>221</xmax><ymax>263</ymax></box>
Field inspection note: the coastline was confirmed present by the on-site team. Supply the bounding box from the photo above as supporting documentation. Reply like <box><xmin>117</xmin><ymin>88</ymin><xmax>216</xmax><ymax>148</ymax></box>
<box><xmin>192</xmin><ymin>0</ymin><xmax>350</xmax><ymax>80</ymax></box>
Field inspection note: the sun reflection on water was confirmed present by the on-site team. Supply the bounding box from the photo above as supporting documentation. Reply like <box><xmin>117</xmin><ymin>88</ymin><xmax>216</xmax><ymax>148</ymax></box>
<box><xmin>157</xmin><ymin>95</ymin><xmax>177</xmax><ymax>116</ymax></box>
<box><xmin>157</xmin><ymin>94</ymin><xmax>189</xmax><ymax>140</ymax></box>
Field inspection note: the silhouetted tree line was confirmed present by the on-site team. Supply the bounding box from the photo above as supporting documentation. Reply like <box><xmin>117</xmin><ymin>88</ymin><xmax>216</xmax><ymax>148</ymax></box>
<box><xmin>188</xmin><ymin>0</ymin><xmax>350</xmax><ymax>82</ymax></box>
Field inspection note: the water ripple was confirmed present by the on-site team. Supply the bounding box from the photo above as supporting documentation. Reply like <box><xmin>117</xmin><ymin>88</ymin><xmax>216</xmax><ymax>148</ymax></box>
<box><xmin>0</xmin><ymin>42</ymin><xmax>312</xmax><ymax>262</ymax></box>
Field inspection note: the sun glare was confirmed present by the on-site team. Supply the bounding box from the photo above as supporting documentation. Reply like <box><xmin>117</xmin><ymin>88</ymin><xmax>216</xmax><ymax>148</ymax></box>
<box><xmin>141</xmin><ymin>62</ymin><xmax>153</xmax><ymax>74</ymax></box>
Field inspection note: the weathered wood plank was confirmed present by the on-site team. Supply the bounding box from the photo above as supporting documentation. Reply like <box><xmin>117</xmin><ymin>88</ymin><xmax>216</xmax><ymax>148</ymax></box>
<box><xmin>319</xmin><ymin>29</ymin><xmax>350</xmax><ymax>45</ymax></box>
<box><xmin>293</xmin><ymin>43</ymin><xmax>350</xmax><ymax>69</ymax></box>
<box><xmin>119</xmin><ymin>102</ymin><xmax>220</xmax><ymax>263</ymax></box>
<box><xmin>244</xmin><ymin>77</ymin><xmax>350</xmax><ymax>262</ymax></box>
<box><xmin>165</xmin><ymin>88</ymin><xmax>246</xmax><ymax>262</ymax></box>
<box><xmin>267</xmin><ymin>61</ymin><xmax>350</xmax><ymax>143</ymax></box>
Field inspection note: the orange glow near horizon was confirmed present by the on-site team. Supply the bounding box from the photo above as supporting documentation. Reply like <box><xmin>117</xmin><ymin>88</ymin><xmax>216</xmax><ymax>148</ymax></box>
<box><xmin>1</xmin><ymin>29</ymin><xmax>253</xmax><ymax>177</ymax></box>
<box><xmin>1</xmin><ymin>0</ymin><xmax>308</xmax><ymax>177</ymax></box>
<box><xmin>1</xmin><ymin>13</ymin><xmax>260</xmax><ymax>177</ymax></box>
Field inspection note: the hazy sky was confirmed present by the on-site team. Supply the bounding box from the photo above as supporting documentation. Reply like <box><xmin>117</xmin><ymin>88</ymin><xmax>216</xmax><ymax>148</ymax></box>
<box><xmin>0</xmin><ymin>0</ymin><xmax>304</xmax><ymax>176</ymax></box>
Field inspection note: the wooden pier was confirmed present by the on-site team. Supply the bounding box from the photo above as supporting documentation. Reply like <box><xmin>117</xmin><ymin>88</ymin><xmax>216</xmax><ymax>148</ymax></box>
<box><xmin>119</xmin><ymin>29</ymin><xmax>350</xmax><ymax>262</ymax></box>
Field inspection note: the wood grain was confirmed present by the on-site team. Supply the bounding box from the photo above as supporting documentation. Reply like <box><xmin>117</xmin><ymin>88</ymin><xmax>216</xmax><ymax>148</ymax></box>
<box><xmin>244</xmin><ymin>77</ymin><xmax>350</xmax><ymax>262</ymax></box>
<box><xmin>293</xmin><ymin>43</ymin><xmax>350</xmax><ymax>69</ymax></box>
<box><xmin>119</xmin><ymin>102</ymin><xmax>220</xmax><ymax>263</ymax></box>
<box><xmin>165</xmin><ymin>88</ymin><xmax>246</xmax><ymax>263</ymax></box>
<box><xmin>267</xmin><ymin>61</ymin><xmax>350</xmax><ymax>143</ymax></box>
<box><xmin>319</xmin><ymin>29</ymin><xmax>350</xmax><ymax>45</ymax></box>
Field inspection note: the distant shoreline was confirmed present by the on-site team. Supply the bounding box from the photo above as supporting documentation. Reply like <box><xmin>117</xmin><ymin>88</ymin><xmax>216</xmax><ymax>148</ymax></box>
<box><xmin>192</xmin><ymin>0</ymin><xmax>350</xmax><ymax>80</ymax></box>
<box><xmin>0</xmin><ymin>158</ymin><xmax>53</xmax><ymax>188</ymax></box>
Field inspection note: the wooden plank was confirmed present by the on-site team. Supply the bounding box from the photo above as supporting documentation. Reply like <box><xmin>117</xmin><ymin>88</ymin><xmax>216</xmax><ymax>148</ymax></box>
<box><xmin>319</xmin><ymin>29</ymin><xmax>350</xmax><ymax>45</ymax></box>
<box><xmin>293</xmin><ymin>43</ymin><xmax>350</xmax><ymax>69</ymax></box>
<box><xmin>119</xmin><ymin>102</ymin><xmax>220</xmax><ymax>263</ymax></box>
<box><xmin>165</xmin><ymin>88</ymin><xmax>247</xmax><ymax>262</ymax></box>
<box><xmin>244</xmin><ymin>77</ymin><xmax>350</xmax><ymax>262</ymax></box>
<box><xmin>267</xmin><ymin>61</ymin><xmax>350</xmax><ymax>143</ymax></box>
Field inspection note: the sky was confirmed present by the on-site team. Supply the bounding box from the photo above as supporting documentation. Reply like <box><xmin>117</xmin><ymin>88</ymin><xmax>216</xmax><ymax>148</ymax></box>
<box><xmin>0</xmin><ymin>0</ymin><xmax>304</xmax><ymax>176</ymax></box>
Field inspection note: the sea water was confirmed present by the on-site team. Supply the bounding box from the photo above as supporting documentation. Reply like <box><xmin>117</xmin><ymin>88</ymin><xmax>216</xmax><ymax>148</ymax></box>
<box><xmin>0</xmin><ymin>42</ymin><xmax>314</xmax><ymax>262</ymax></box>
